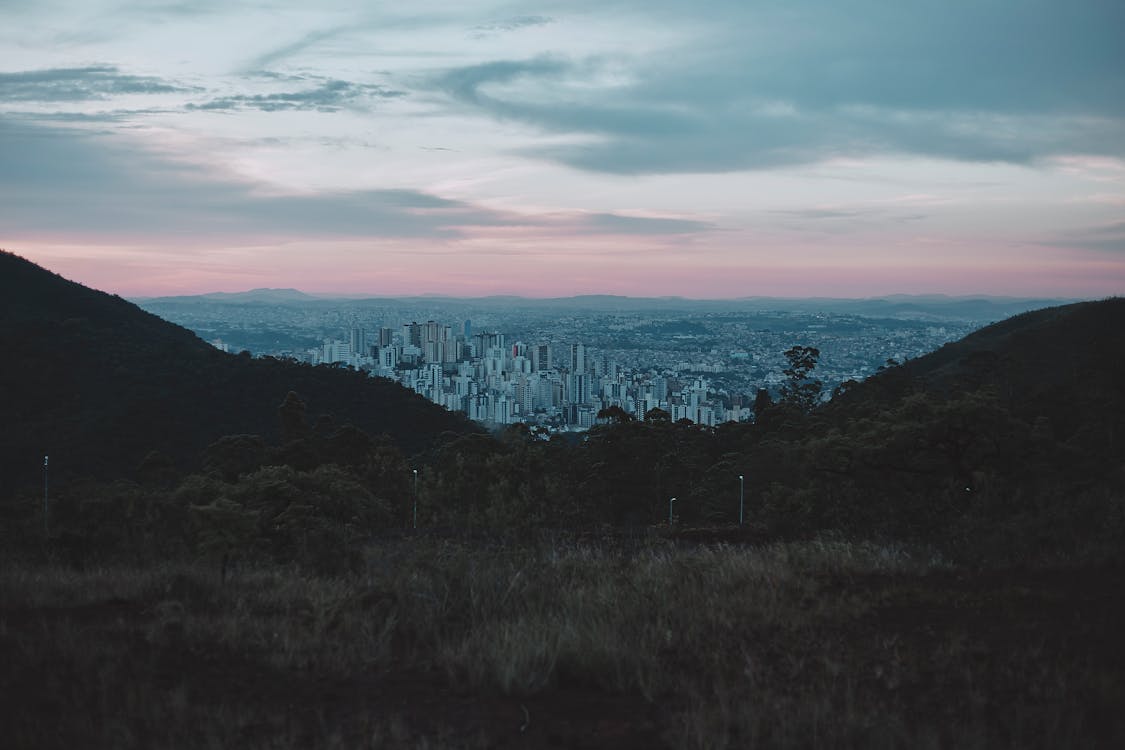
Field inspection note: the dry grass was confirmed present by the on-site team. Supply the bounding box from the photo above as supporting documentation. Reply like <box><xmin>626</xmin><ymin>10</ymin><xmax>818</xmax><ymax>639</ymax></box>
<box><xmin>1</xmin><ymin>537</ymin><xmax>1121</xmax><ymax>748</ymax></box>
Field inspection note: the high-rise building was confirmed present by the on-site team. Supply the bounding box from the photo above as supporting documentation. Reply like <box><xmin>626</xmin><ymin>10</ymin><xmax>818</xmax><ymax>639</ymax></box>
<box><xmin>531</xmin><ymin>343</ymin><xmax>551</xmax><ymax>372</ymax></box>
<box><xmin>535</xmin><ymin>374</ymin><xmax>559</xmax><ymax>409</ymax></box>
<box><xmin>569</xmin><ymin>342</ymin><xmax>586</xmax><ymax>374</ymax></box>
<box><xmin>473</xmin><ymin>332</ymin><xmax>504</xmax><ymax>357</ymax></box>
<box><xmin>404</xmin><ymin>322</ymin><xmax>422</xmax><ymax>348</ymax></box>
<box><xmin>422</xmin><ymin>320</ymin><xmax>445</xmax><ymax>345</ymax></box>
<box><xmin>493</xmin><ymin>394</ymin><xmax>512</xmax><ymax>424</ymax></box>
<box><xmin>323</xmin><ymin>339</ymin><xmax>350</xmax><ymax>364</ymax></box>
<box><xmin>567</xmin><ymin>372</ymin><xmax>591</xmax><ymax>404</ymax></box>
<box><xmin>443</xmin><ymin>338</ymin><xmax>459</xmax><ymax>363</ymax></box>
<box><xmin>349</xmin><ymin>324</ymin><xmax>366</xmax><ymax>357</ymax></box>
<box><xmin>424</xmin><ymin>341</ymin><xmax>444</xmax><ymax>364</ymax></box>
<box><xmin>514</xmin><ymin>374</ymin><xmax>533</xmax><ymax>413</ymax></box>
<box><xmin>427</xmin><ymin>363</ymin><xmax>443</xmax><ymax>386</ymax></box>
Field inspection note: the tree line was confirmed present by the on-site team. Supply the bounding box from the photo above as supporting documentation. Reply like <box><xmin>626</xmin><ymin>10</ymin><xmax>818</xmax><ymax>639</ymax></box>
<box><xmin>5</xmin><ymin>339</ymin><xmax>1121</xmax><ymax>573</ymax></box>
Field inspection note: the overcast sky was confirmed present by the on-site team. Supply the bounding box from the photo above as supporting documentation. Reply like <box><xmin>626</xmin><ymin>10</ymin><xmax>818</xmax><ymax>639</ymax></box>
<box><xmin>1</xmin><ymin>0</ymin><xmax>1123</xmax><ymax>297</ymax></box>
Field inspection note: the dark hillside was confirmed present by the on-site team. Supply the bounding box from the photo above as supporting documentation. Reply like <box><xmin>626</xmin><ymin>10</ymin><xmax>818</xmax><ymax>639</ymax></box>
<box><xmin>768</xmin><ymin>297</ymin><xmax>1125</xmax><ymax>555</ymax></box>
<box><xmin>831</xmin><ymin>298</ymin><xmax>1125</xmax><ymax>447</ymax></box>
<box><xmin>0</xmin><ymin>251</ymin><xmax>479</xmax><ymax>495</ymax></box>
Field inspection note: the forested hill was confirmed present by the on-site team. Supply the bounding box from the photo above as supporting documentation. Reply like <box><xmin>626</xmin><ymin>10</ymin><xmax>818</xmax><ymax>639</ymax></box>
<box><xmin>0</xmin><ymin>251</ymin><xmax>480</xmax><ymax>494</ymax></box>
<box><xmin>828</xmin><ymin>297</ymin><xmax>1125</xmax><ymax>450</ymax></box>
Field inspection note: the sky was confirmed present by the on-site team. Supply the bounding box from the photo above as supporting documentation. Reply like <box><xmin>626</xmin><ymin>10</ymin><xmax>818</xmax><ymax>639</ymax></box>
<box><xmin>1</xmin><ymin>0</ymin><xmax>1123</xmax><ymax>299</ymax></box>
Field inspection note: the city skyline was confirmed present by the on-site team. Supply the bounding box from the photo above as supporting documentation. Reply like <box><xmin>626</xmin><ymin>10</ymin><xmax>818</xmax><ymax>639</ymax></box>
<box><xmin>139</xmin><ymin>290</ymin><xmax>985</xmax><ymax>432</ymax></box>
<box><xmin>2</xmin><ymin>1</ymin><xmax>1124</xmax><ymax>299</ymax></box>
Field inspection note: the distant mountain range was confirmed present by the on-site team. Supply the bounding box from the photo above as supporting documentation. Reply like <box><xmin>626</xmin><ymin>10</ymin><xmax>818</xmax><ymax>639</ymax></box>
<box><xmin>0</xmin><ymin>252</ymin><xmax>480</xmax><ymax>496</ymax></box>
<box><xmin>133</xmin><ymin>288</ymin><xmax>318</xmax><ymax>304</ymax></box>
<box><xmin>133</xmin><ymin>289</ymin><xmax>1083</xmax><ymax>322</ymax></box>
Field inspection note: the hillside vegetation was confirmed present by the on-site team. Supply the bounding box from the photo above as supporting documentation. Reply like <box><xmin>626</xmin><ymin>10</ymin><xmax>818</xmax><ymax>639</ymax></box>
<box><xmin>0</xmin><ymin>250</ymin><xmax>480</xmax><ymax>495</ymax></box>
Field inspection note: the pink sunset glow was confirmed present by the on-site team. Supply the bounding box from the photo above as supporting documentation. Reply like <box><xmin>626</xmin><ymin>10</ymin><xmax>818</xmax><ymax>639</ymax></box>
<box><xmin>13</xmin><ymin>232</ymin><xmax>1123</xmax><ymax>300</ymax></box>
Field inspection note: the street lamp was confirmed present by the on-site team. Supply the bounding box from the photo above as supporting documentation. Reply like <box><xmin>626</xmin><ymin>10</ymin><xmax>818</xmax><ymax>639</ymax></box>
<box><xmin>738</xmin><ymin>474</ymin><xmax>744</xmax><ymax>527</ymax></box>
<box><xmin>412</xmin><ymin>469</ymin><xmax>419</xmax><ymax>529</ymax></box>
<box><xmin>669</xmin><ymin>496</ymin><xmax>676</xmax><ymax>526</ymax></box>
<box><xmin>43</xmin><ymin>455</ymin><xmax>49</xmax><ymax>538</ymax></box>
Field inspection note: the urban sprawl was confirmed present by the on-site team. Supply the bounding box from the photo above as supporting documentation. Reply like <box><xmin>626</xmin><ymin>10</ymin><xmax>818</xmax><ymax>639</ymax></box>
<box><xmin>207</xmin><ymin>313</ymin><xmax>969</xmax><ymax>431</ymax></box>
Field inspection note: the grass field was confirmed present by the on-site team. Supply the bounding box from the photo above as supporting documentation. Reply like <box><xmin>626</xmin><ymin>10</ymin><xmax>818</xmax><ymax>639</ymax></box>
<box><xmin>2</xmin><ymin>535</ymin><xmax>1123</xmax><ymax>748</ymax></box>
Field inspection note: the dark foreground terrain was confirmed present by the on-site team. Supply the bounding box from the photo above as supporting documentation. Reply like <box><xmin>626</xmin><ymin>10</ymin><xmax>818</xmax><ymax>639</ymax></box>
<box><xmin>2</xmin><ymin>536</ymin><xmax>1123</xmax><ymax>749</ymax></box>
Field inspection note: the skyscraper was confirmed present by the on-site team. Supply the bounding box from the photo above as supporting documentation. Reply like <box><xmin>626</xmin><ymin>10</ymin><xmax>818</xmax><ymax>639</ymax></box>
<box><xmin>532</xmin><ymin>343</ymin><xmax>551</xmax><ymax>372</ymax></box>
<box><xmin>569</xmin><ymin>342</ymin><xmax>586</xmax><ymax>374</ymax></box>
<box><xmin>404</xmin><ymin>322</ymin><xmax>422</xmax><ymax>348</ymax></box>
<box><xmin>349</xmin><ymin>324</ymin><xmax>366</xmax><ymax>357</ymax></box>
<box><xmin>567</xmin><ymin>372</ymin><xmax>590</xmax><ymax>404</ymax></box>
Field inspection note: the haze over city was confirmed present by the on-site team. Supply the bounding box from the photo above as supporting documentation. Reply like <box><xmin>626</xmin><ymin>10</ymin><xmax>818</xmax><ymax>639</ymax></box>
<box><xmin>2</xmin><ymin>1</ymin><xmax>1123</xmax><ymax>298</ymax></box>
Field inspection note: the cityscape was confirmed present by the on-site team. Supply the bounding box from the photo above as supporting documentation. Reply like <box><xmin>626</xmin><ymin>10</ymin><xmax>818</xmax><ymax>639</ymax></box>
<box><xmin>4</xmin><ymin>0</ymin><xmax>1124</xmax><ymax>745</ymax></box>
<box><xmin>138</xmin><ymin>293</ymin><xmax>998</xmax><ymax>430</ymax></box>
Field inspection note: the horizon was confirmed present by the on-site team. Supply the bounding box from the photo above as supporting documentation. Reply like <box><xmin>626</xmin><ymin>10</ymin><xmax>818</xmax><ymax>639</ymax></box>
<box><xmin>2</xmin><ymin>2</ymin><xmax>1124</xmax><ymax>299</ymax></box>
<box><xmin>128</xmin><ymin>283</ymin><xmax>1087</xmax><ymax>304</ymax></box>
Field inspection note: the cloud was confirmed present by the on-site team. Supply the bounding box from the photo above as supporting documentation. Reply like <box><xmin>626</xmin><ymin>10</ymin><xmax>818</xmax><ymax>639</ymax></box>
<box><xmin>766</xmin><ymin>204</ymin><xmax>930</xmax><ymax>234</ymax></box>
<box><xmin>2</xmin><ymin>109</ymin><xmax>170</xmax><ymax>123</ymax></box>
<box><xmin>471</xmin><ymin>15</ymin><xmax>554</xmax><ymax>37</ymax></box>
<box><xmin>245</xmin><ymin>26</ymin><xmax>352</xmax><ymax>71</ymax></box>
<box><xmin>0</xmin><ymin>117</ymin><xmax>498</xmax><ymax>240</ymax></box>
<box><xmin>572</xmin><ymin>212</ymin><xmax>713</xmax><ymax>235</ymax></box>
<box><xmin>1088</xmin><ymin>221</ymin><xmax>1125</xmax><ymax>236</ymax></box>
<box><xmin>1050</xmin><ymin>221</ymin><xmax>1125</xmax><ymax>253</ymax></box>
<box><xmin>770</xmin><ymin>209</ymin><xmax>868</xmax><ymax>221</ymax></box>
<box><xmin>433</xmin><ymin>56</ymin><xmax>698</xmax><ymax>137</ymax></box>
<box><xmin>434</xmin><ymin>57</ymin><xmax>571</xmax><ymax>107</ymax></box>
<box><xmin>0</xmin><ymin>117</ymin><xmax>713</xmax><ymax>243</ymax></box>
<box><xmin>187</xmin><ymin>78</ymin><xmax>406</xmax><ymax>113</ymax></box>
<box><xmin>426</xmin><ymin>1</ymin><xmax>1125</xmax><ymax>174</ymax></box>
<box><xmin>0</xmin><ymin>65</ymin><xmax>197</xmax><ymax>101</ymax></box>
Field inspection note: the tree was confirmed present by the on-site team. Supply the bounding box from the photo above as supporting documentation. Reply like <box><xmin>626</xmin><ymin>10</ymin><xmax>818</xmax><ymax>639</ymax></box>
<box><xmin>752</xmin><ymin>388</ymin><xmax>774</xmax><ymax>418</ymax></box>
<box><xmin>190</xmin><ymin>496</ymin><xmax>258</xmax><ymax>583</ymax></box>
<box><xmin>322</xmin><ymin>424</ymin><xmax>373</xmax><ymax>468</ymax></box>
<box><xmin>597</xmin><ymin>405</ymin><xmax>634</xmax><ymax>424</ymax></box>
<box><xmin>831</xmin><ymin>379</ymin><xmax>859</xmax><ymax>400</ymax></box>
<box><xmin>278</xmin><ymin>391</ymin><xmax>309</xmax><ymax>442</ymax></box>
<box><xmin>136</xmin><ymin>450</ymin><xmax>178</xmax><ymax>488</ymax></box>
<box><xmin>201</xmin><ymin>434</ymin><xmax>266</xmax><ymax>482</ymax></box>
<box><xmin>779</xmin><ymin>346</ymin><xmax>822</xmax><ymax>413</ymax></box>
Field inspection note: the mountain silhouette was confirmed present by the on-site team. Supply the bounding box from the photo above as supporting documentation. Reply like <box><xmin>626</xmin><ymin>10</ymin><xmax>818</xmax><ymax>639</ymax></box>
<box><xmin>0</xmin><ymin>251</ymin><xmax>479</xmax><ymax>496</ymax></box>
<box><xmin>833</xmin><ymin>297</ymin><xmax>1125</xmax><ymax>450</ymax></box>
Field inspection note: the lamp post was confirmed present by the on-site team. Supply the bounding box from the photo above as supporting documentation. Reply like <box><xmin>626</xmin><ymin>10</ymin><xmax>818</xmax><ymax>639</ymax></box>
<box><xmin>43</xmin><ymin>455</ymin><xmax>49</xmax><ymax>538</ymax></box>
<box><xmin>669</xmin><ymin>496</ymin><xmax>676</xmax><ymax>526</ymax></box>
<box><xmin>738</xmin><ymin>474</ymin><xmax>744</xmax><ymax>527</ymax></box>
<box><xmin>412</xmin><ymin>469</ymin><xmax>419</xmax><ymax>529</ymax></box>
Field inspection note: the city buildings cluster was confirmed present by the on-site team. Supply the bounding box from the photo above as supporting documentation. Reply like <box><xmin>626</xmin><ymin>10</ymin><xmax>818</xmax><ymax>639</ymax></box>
<box><xmin>304</xmin><ymin>320</ymin><xmax>746</xmax><ymax>429</ymax></box>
